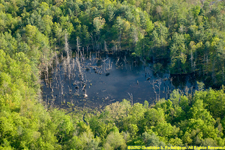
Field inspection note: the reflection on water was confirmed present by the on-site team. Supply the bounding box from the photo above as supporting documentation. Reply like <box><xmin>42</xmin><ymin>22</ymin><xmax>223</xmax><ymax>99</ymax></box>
<box><xmin>41</xmin><ymin>51</ymin><xmax>197</xmax><ymax>109</ymax></box>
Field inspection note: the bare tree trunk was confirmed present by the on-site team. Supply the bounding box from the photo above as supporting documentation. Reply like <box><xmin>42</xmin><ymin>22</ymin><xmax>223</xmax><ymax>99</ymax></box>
<box><xmin>65</xmin><ymin>33</ymin><xmax>72</xmax><ymax>80</ymax></box>
<box><xmin>128</xmin><ymin>93</ymin><xmax>133</xmax><ymax>106</ymax></box>
<box><xmin>203</xmin><ymin>54</ymin><xmax>206</xmax><ymax>75</ymax></box>
<box><xmin>94</xmin><ymin>36</ymin><xmax>98</xmax><ymax>50</ymax></box>
<box><xmin>194</xmin><ymin>61</ymin><xmax>196</xmax><ymax>75</ymax></box>
<box><xmin>46</xmin><ymin>65</ymin><xmax>49</xmax><ymax>84</ymax></box>
<box><xmin>77</xmin><ymin>37</ymin><xmax>80</xmax><ymax>57</ymax></box>
<box><xmin>212</xmin><ymin>58</ymin><xmax>216</xmax><ymax>83</ymax></box>
<box><xmin>119</xmin><ymin>29</ymin><xmax>122</xmax><ymax>51</ymax></box>
<box><xmin>158</xmin><ymin>79</ymin><xmax>161</xmax><ymax>100</ymax></box>
<box><xmin>62</xmin><ymin>59</ymin><xmax>67</xmax><ymax>75</ymax></box>
<box><xmin>104</xmin><ymin>40</ymin><xmax>108</xmax><ymax>52</ymax></box>
<box><xmin>86</xmin><ymin>46</ymin><xmax>89</xmax><ymax>57</ymax></box>
<box><xmin>191</xmin><ymin>49</ymin><xmax>193</xmax><ymax>72</ymax></box>
<box><xmin>82</xmin><ymin>47</ymin><xmax>84</xmax><ymax>56</ymax></box>
<box><xmin>91</xmin><ymin>34</ymin><xmax>94</xmax><ymax>50</ymax></box>
<box><xmin>223</xmin><ymin>66</ymin><xmax>224</xmax><ymax>83</ymax></box>
<box><xmin>76</xmin><ymin>57</ymin><xmax>83</xmax><ymax>81</ymax></box>
<box><xmin>89</xmin><ymin>52</ymin><xmax>92</xmax><ymax>61</ymax></box>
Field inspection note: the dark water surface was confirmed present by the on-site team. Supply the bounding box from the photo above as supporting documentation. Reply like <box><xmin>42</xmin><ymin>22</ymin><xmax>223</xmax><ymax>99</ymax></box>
<box><xmin>41</xmin><ymin>51</ymin><xmax>197</xmax><ymax>109</ymax></box>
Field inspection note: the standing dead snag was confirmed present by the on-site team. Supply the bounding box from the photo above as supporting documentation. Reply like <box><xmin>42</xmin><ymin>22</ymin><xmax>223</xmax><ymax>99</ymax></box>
<box><xmin>64</xmin><ymin>33</ymin><xmax>72</xmax><ymax>80</ymax></box>
<box><xmin>104</xmin><ymin>40</ymin><xmax>108</xmax><ymax>52</ymax></box>
<box><xmin>158</xmin><ymin>79</ymin><xmax>162</xmax><ymax>100</ymax></box>
<box><xmin>128</xmin><ymin>92</ymin><xmax>133</xmax><ymax>106</ymax></box>
<box><xmin>76</xmin><ymin>57</ymin><xmax>83</xmax><ymax>81</ymax></box>
<box><xmin>76</xmin><ymin>37</ymin><xmax>80</xmax><ymax>58</ymax></box>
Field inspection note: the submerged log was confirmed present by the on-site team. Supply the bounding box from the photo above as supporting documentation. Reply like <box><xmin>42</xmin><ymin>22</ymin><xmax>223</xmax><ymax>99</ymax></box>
<box><xmin>82</xmin><ymin>84</ymin><xmax>86</xmax><ymax>91</ymax></box>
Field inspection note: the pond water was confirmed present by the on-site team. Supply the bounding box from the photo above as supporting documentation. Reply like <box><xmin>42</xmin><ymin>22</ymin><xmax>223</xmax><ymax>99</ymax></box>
<box><xmin>41</xmin><ymin>50</ymin><xmax>198</xmax><ymax>109</ymax></box>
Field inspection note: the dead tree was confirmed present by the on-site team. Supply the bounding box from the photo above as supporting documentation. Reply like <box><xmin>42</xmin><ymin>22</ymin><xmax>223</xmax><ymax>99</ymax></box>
<box><xmin>72</xmin><ymin>59</ymin><xmax>76</xmax><ymax>79</ymax></box>
<box><xmin>65</xmin><ymin>33</ymin><xmax>73</xmax><ymax>80</ymax></box>
<box><xmin>54</xmin><ymin>51</ymin><xmax>59</xmax><ymax>80</ymax></box>
<box><xmin>166</xmin><ymin>86</ymin><xmax>169</xmax><ymax>99</ymax></box>
<box><xmin>116</xmin><ymin>57</ymin><xmax>120</xmax><ymax>66</ymax></box>
<box><xmin>212</xmin><ymin>58</ymin><xmax>216</xmax><ymax>83</ymax></box>
<box><xmin>62</xmin><ymin>59</ymin><xmax>67</xmax><ymax>75</ymax></box>
<box><xmin>89</xmin><ymin>52</ymin><xmax>92</xmax><ymax>61</ymax></box>
<box><xmin>104</xmin><ymin>40</ymin><xmax>108</xmax><ymax>52</ymax></box>
<box><xmin>157</xmin><ymin>79</ymin><xmax>162</xmax><ymax>100</ymax></box>
<box><xmin>102</xmin><ymin>58</ymin><xmax>108</xmax><ymax>73</ymax></box>
<box><xmin>185</xmin><ymin>86</ymin><xmax>189</xmax><ymax>96</ymax></box>
<box><xmin>82</xmin><ymin>47</ymin><xmax>85</xmax><ymax>56</ymax></box>
<box><xmin>65</xmin><ymin>33</ymin><xmax>70</xmax><ymax>64</ymax></box>
<box><xmin>86</xmin><ymin>45</ymin><xmax>89</xmax><ymax>57</ymax></box>
<box><xmin>128</xmin><ymin>92</ymin><xmax>133</xmax><ymax>106</ymax></box>
<box><xmin>223</xmin><ymin>67</ymin><xmax>224</xmax><ymax>83</ymax></box>
<box><xmin>150</xmin><ymin>80</ymin><xmax>158</xmax><ymax>101</ymax></box>
<box><xmin>76</xmin><ymin>57</ymin><xmax>83</xmax><ymax>81</ymax></box>
<box><xmin>190</xmin><ymin>49</ymin><xmax>194</xmax><ymax>72</ymax></box>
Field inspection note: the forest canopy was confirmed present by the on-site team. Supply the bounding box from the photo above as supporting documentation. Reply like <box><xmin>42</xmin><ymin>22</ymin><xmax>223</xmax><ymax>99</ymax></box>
<box><xmin>0</xmin><ymin>0</ymin><xmax>225</xmax><ymax>149</ymax></box>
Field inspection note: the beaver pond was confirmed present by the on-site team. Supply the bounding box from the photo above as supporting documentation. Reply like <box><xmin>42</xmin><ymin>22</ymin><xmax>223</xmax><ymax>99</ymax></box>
<box><xmin>41</xmin><ymin>50</ymin><xmax>200</xmax><ymax>110</ymax></box>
